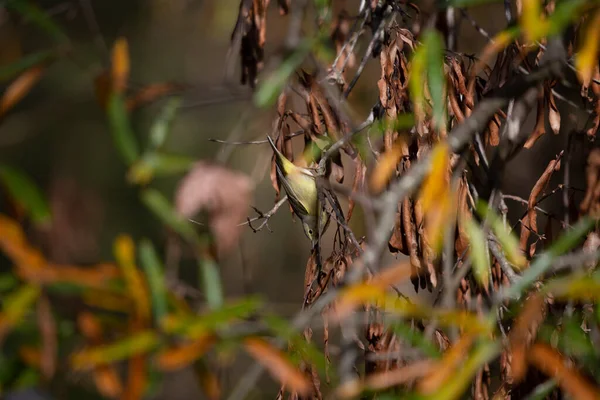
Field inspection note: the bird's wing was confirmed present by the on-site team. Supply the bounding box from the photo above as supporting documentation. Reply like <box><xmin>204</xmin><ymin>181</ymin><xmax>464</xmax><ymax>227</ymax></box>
<box><xmin>275</xmin><ymin>163</ymin><xmax>312</xmax><ymax>218</ymax></box>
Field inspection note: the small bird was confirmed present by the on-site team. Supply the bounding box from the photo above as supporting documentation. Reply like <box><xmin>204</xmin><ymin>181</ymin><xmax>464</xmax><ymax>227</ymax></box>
<box><xmin>267</xmin><ymin>135</ymin><xmax>325</xmax><ymax>244</ymax></box>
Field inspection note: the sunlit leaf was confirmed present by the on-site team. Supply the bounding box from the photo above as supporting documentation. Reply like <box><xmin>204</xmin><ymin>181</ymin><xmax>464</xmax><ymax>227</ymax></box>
<box><xmin>111</xmin><ymin>38</ymin><xmax>129</xmax><ymax>95</ymax></box>
<box><xmin>544</xmin><ymin>272</ymin><xmax>600</xmax><ymax>301</ymax></box>
<box><xmin>71</xmin><ymin>331</ymin><xmax>159</xmax><ymax>370</ymax></box>
<box><xmin>107</xmin><ymin>94</ymin><xmax>140</xmax><ymax>165</ymax></box>
<box><xmin>243</xmin><ymin>337</ymin><xmax>312</xmax><ymax>396</ymax></box>
<box><xmin>419</xmin><ymin>142</ymin><xmax>453</xmax><ymax>252</ymax></box>
<box><xmin>149</xmin><ymin>97</ymin><xmax>181</xmax><ymax>149</ymax></box>
<box><xmin>155</xmin><ymin>334</ymin><xmax>216</xmax><ymax>371</ymax></box>
<box><xmin>0</xmin><ymin>284</ymin><xmax>40</xmax><ymax>341</ymax></box>
<box><xmin>0</xmin><ymin>65</ymin><xmax>44</xmax><ymax>118</ymax></box>
<box><xmin>547</xmin><ymin>0</ymin><xmax>587</xmax><ymax>36</ymax></box>
<box><xmin>140</xmin><ymin>188</ymin><xmax>199</xmax><ymax>243</ymax></box>
<box><xmin>114</xmin><ymin>235</ymin><xmax>151</xmax><ymax>321</ymax></box>
<box><xmin>138</xmin><ymin>239</ymin><xmax>168</xmax><ymax>324</ymax></box>
<box><xmin>575</xmin><ymin>9</ymin><xmax>600</xmax><ymax>87</ymax></box>
<box><xmin>369</xmin><ymin>138</ymin><xmax>404</xmax><ymax>194</ymax></box>
<box><xmin>520</xmin><ymin>0</ymin><xmax>548</xmax><ymax>42</ymax></box>
<box><xmin>128</xmin><ymin>152</ymin><xmax>195</xmax><ymax>184</ymax></box>
<box><xmin>464</xmin><ymin>218</ymin><xmax>490</xmax><ymax>288</ymax></box>
<box><xmin>0</xmin><ymin>165</ymin><xmax>51</xmax><ymax>225</ymax></box>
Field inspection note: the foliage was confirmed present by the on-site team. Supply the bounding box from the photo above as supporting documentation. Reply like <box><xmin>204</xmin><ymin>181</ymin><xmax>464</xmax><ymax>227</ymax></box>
<box><xmin>1</xmin><ymin>0</ymin><xmax>600</xmax><ymax>399</ymax></box>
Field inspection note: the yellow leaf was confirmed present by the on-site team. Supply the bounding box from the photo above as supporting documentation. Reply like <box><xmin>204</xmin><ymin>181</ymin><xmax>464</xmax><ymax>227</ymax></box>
<box><xmin>114</xmin><ymin>235</ymin><xmax>150</xmax><ymax>322</ymax></box>
<box><xmin>369</xmin><ymin>138</ymin><xmax>405</xmax><ymax>194</ymax></box>
<box><xmin>111</xmin><ymin>37</ymin><xmax>129</xmax><ymax>94</ymax></box>
<box><xmin>419</xmin><ymin>143</ymin><xmax>454</xmax><ymax>252</ymax></box>
<box><xmin>243</xmin><ymin>337</ymin><xmax>312</xmax><ymax>396</ymax></box>
<box><xmin>520</xmin><ymin>0</ymin><xmax>548</xmax><ymax>42</ymax></box>
<box><xmin>576</xmin><ymin>10</ymin><xmax>600</xmax><ymax>87</ymax></box>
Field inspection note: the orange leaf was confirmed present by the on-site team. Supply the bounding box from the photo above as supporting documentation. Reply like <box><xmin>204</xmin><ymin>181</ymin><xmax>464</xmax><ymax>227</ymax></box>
<box><xmin>418</xmin><ymin>334</ymin><xmax>475</xmax><ymax>394</ymax></box>
<box><xmin>368</xmin><ymin>260</ymin><xmax>413</xmax><ymax>289</ymax></box>
<box><xmin>243</xmin><ymin>337</ymin><xmax>312</xmax><ymax>396</ymax></box>
<box><xmin>111</xmin><ymin>38</ymin><xmax>129</xmax><ymax>94</ymax></box>
<box><xmin>78</xmin><ymin>312</ymin><xmax>103</xmax><ymax>341</ymax></box>
<box><xmin>94</xmin><ymin>365</ymin><xmax>123</xmax><ymax>398</ymax></box>
<box><xmin>0</xmin><ymin>66</ymin><xmax>44</xmax><ymax>118</ymax></box>
<box><xmin>114</xmin><ymin>235</ymin><xmax>151</xmax><ymax>321</ymax></box>
<box><xmin>123</xmin><ymin>354</ymin><xmax>146</xmax><ymax>400</ymax></box>
<box><xmin>528</xmin><ymin>343</ymin><xmax>600</xmax><ymax>400</ymax></box>
<box><xmin>369</xmin><ymin>138</ymin><xmax>405</xmax><ymax>194</ymax></box>
<box><xmin>155</xmin><ymin>334</ymin><xmax>216</xmax><ymax>371</ymax></box>
<box><xmin>509</xmin><ymin>293</ymin><xmax>546</xmax><ymax>382</ymax></box>
<box><xmin>195</xmin><ymin>361</ymin><xmax>221</xmax><ymax>400</ymax></box>
<box><xmin>19</xmin><ymin>346</ymin><xmax>41</xmax><ymax>368</ymax></box>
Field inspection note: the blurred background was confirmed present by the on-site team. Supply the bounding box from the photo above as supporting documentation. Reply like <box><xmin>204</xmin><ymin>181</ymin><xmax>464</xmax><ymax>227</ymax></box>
<box><xmin>0</xmin><ymin>0</ymin><xmax>590</xmax><ymax>398</ymax></box>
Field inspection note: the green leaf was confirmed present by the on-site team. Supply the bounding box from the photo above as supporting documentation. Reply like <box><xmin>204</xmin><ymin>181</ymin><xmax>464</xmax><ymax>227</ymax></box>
<box><xmin>547</xmin><ymin>0</ymin><xmax>587</xmax><ymax>36</ymax></box>
<box><xmin>432</xmin><ymin>340</ymin><xmax>500</xmax><ymax>400</ymax></box>
<box><xmin>2</xmin><ymin>284</ymin><xmax>40</xmax><ymax>327</ymax></box>
<box><xmin>409</xmin><ymin>40</ymin><xmax>427</xmax><ymax>116</ymax></box>
<box><xmin>524</xmin><ymin>380</ymin><xmax>557</xmax><ymax>400</ymax></box>
<box><xmin>140</xmin><ymin>188</ymin><xmax>198</xmax><ymax>243</ymax></box>
<box><xmin>138</xmin><ymin>239</ymin><xmax>168</xmax><ymax>324</ymax></box>
<box><xmin>71</xmin><ymin>330</ymin><xmax>160</xmax><ymax>369</ymax></box>
<box><xmin>128</xmin><ymin>152</ymin><xmax>195</xmax><ymax>184</ymax></box>
<box><xmin>477</xmin><ymin>201</ymin><xmax>526</xmax><ymax>269</ymax></box>
<box><xmin>464</xmin><ymin>218</ymin><xmax>490</xmax><ymax>287</ymax></box>
<box><xmin>391</xmin><ymin>322</ymin><xmax>441</xmax><ymax>359</ymax></box>
<box><xmin>6</xmin><ymin>0</ymin><xmax>68</xmax><ymax>42</ymax></box>
<box><xmin>107</xmin><ymin>94</ymin><xmax>140</xmax><ymax>165</ymax></box>
<box><xmin>254</xmin><ymin>41</ymin><xmax>311</xmax><ymax>107</ymax></box>
<box><xmin>424</xmin><ymin>31</ymin><xmax>445</xmax><ymax>132</ymax></box>
<box><xmin>0</xmin><ymin>50</ymin><xmax>54</xmax><ymax>82</ymax></box>
<box><xmin>503</xmin><ymin>217</ymin><xmax>594</xmax><ymax>300</ymax></box>
<box><xmin>0</xmin><ymin>274</ymin><xmax>18</xmax><ymax>293</ymax></box>
<box><xmin>149</xmin><ymin>97</ymin><xmax>181</xmax><ymax>149</ymax></box>
<box><xmin>199</xmin><ymin>258</ymin><xmax>223</xmax><ymax>310</ymax></box>
<box><xmin>0</xmin><ymin>165</ymin><xmax>51</xmax><ymax>225</ymax></box>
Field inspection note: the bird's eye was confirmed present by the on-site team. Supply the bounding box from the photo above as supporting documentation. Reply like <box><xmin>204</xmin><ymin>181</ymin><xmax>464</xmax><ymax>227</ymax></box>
<box><xmin>308</xmin><ymin>229</ymin><xmax>313</xmax><ymax>235</ymax></box>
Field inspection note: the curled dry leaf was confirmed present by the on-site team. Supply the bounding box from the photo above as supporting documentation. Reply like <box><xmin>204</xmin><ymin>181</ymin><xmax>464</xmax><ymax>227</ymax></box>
<box><xmin>528</xmin><ymin>343</ymin><xmax>600</xmax><ymax>400</ymax></box>
<box><xmin>369</xmin><ymin>139</ymin><xmax>405</xmax><ymax>194</ymax></box>
<box><xmin>548</xmin><ymin>90</ymin><xmax>560</xmax><ymax>135</ymax></box>
<box><xmin>243</xmin><ymin>337</ymin><xmax>312</xmax><ymax>396</ymax></box>
<box><xmin>175</xmin><ymin>162</ymin><xmax>253</xmax><ymax>253</ymax></box>
<box><xmin>0</xmin><ymin>65</ymin><xmax>44</xmax><ymax>118</ymax></box>
<box><xmin>580</xmin><ymin>148</ymin><xmax>600</xmax><ymax>217</ymax></box>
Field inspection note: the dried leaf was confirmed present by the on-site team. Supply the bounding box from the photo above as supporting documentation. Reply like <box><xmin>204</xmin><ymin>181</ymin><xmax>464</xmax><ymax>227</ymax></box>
<box><xmin>243</xmin><ymin>337</ymin><xmax>312</xmax><ymax>396</ymax></box>
<box><xmin>0</xmin><ymin>65</ymin><xmax>44</xmax><ymax>118</ymax></box>
<box><xmin>528</xmin><ymin>343</ymin><xmax>600</xmax><ymax>400</ymax></box>
<box><xmin>111</xmin><ymin>38</ymin><xmax>129</xmax><ymax>94</ymax></box>
<box><xmin>37</xmin><ymin>295</ymin><xmax>56</xmax><ymax>379</ymax></box>
<box><xmin>123</xmin><ymin>353</ymin><xmax>146</xmax><ymax>400</ymax></box>
<box><xmin>548</xmin><ymin>90</ymin><xmax>561</xmax><ymax>135</ymax></box>
<box><xmin>155</xmin><ymin>334</ymin><xmax>216</xmax><ymax>371</ymax></box>
<box><xmin>175</xmin><ymin>162</ymin><xmax>253</xmax><ymax>253</ymax></box>
<box><xmin>94</xmin><ymin>366</ymin><xmax>123</xmax><ymax>398</ymax></box>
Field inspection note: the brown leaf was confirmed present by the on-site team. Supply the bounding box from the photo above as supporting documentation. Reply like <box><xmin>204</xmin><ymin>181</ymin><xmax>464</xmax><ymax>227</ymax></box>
<box><xmin>195</xmin><ymin>361</ymin><xmax>221</xmax><ymax>400</ymax></box>
<box><xmin>523</xmin><ymin>89</ymin><xmax>547</xmax><ymax>149</ymax></box>
<box><xmin>155</xmin><ymin>334</ymin><xmax>216</xmax><ymax>371</ymax></box>
<box><xmin>37</xmin><ymin>294</ymin><xmax>56</xmax><ymax>380</ymax></box>
<box><xmin>0</xmin><ymin>65</ymin><xmax>44</xmax><ymax>118</ymax></box>
<box><xmin>175</xmin><ymin>162</ymin><xmax>253</xmax><ymax>253</ymax></box>
<box><xmin>111</xmin><ymin>38</ymin><xmax>129</xmax><ymax>95</ymax></box>
<box><xmin>368</xmin><ymin>260</ymin><xmax>413</xmax><ymax>289</ymax></box>
<box><xmin>528</xmin><ymin>343</ymin><xmax>600</xmax><ymax>400</ymax></box>
<box><xmin>126</xmin><ymin>82</ymin><xmax>186</xmax><ymax>111</ymax></box>
<box><xmin>508</xmin><ymin>293</ymin><xmax>546</xmax><ymax>382</ymax></box>
<box><xmin>548</xmin><ymin>90</ymin><xmax>561</xmax><ymax>135</ymax></box>
<box><xmin>369</xmin><ymin>138</ymin><xmax>405</xmax><ymax>194</ymax></box>
<box><xmin>123</xmin><ymin>354</ymin><xmax>146</xmax><ymax>400</ymax></box>
<box><xmin>243</xmin><ymin>337</ymin><xmax>312</xmax><ymax>396</ymax></box>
